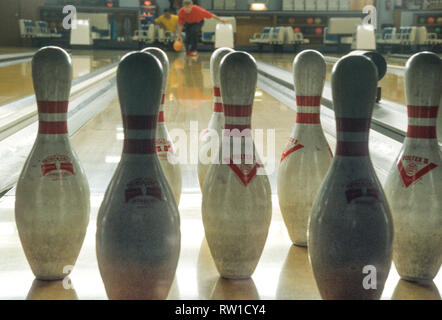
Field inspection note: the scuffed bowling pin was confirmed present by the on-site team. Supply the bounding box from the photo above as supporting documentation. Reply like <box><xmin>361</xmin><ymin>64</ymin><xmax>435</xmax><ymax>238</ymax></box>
<box><xmin>277</xmin><ymin>50</ymin><xmax>332</xmax><ymax>246</ymax></box>
<box><xmin>384</xmin><ymin>52</ymin><xmax>442</xmax><ymax>282</ymax></box>
<box><xmin>308</xmin><ymin>55</ymin><xmax>393</xmax><ymax>300</ymax></box>
<box><xmin>202</xmin><ymin>51</ymin><xmax>272</xmax><ymax>279</ymax></box>
<box><xmin>96</xmin><ymin>52</ymin><xmax>180</xmax><ymax>299</ymax></box>
<box><xmin>141</xmin><ymin>47</ymin><xmax>182</xmax><ymax>205</ymax></box>
<box><xmin>15</xmin><ymin>46</ymin><xmax>90</xmax><ymax>280</ymax></box>
<box><xmin>198</xmin><ymin>47</ymin><xmax>234</xmax><ymax>190</ymax></box>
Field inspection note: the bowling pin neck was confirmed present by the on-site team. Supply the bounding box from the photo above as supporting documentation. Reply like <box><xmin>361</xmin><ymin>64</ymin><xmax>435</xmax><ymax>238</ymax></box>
<box><xmin>331</xmin><ymin>55</ymin><xmax>377</xmax><ymax>158</ymax></box>
<box><xmin>223</xmin><ymin>104</ymin><xmax>252</xmax><ymax>131</ymax></box>
<box><xmin>219</xmin><ymin>51</ymin><xmax>257</xmax><ymax>107</ymax></box>
<box><xmin>213</xmin><ymin>87</ymin><xmax>223</xmax><ymax>113</ymax></box>
<box><xmin>335</xmin><ymin>117</ymin><xmax>370</xmax><ymax>157</ymax></box>
<box><xmin>37</xmin><ymin>100</ymin><xmax>69</xmax><ymax>136</ymax></box>
<box><xmin>116</xmin><ymin>51</ymin><xmax>163</xmax><ymax>125</ymax></box>
<box><xmin>122</xmin><ymin>114</ymin><xmax>157</xmax><ymax>155</ymax></box>
<box><xmin>295</xmin><ymin>95</ymin><xmax>322</xmax><ymax>127</ymax></box>
<box><xmin>404</xmin><ymin>105</ymin><xmax>438</xmax><ymax>143</ymax></box>
<box><xmin>403</xmin><ymin>52</ymin><xmax>441</xmax><ymax>148</ymax></box>
<box><xmin>158</xmin><ymin>93</ymin><xmax>165</xmax><ymax>123</ymax></box>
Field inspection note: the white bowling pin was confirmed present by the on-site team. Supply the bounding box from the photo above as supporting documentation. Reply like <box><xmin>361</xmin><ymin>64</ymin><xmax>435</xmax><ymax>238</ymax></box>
<box><xmin>384</xmin><ymin>52</ymin><xmax>442</xmax><ymax>282</ymax></box>
<box><xmin>202</xmin><ymin>51</ymin><xmax>272</xmax><ymax>279</ymax></box>
<box><xmin>277</xmin><ymin>50</ymin><xmax>332</xmax><ymax>247</ymax></box>
<box><xmin>198</xmin><ymin>47</ymin><xmax>234</xmax><ymax>190</ymax></box>
<box><xmin>96</xmin><ymin>52</ymin><xmax>180</xmax><ymax>300</ymax></box>
<box><xmin>308</xmin><ymin>55</ymin><xmax>393</xmax><ymax>300</ymax></box>
<box><xmin>15</xmin><ymin>46</ymin><xmax>90</xmax><ymax>280</ymax></box>
<box><xmin>141</xmin><ymin>47</ymin><xmax>182</xmax><ymax>205</ymax></box>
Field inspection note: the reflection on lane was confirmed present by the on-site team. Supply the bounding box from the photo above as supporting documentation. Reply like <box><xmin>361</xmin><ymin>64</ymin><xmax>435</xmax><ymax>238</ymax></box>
<box><xmin>256</xmin><ymin>52</ymin><xmax>407</xmax><ymax>106</ymax></box>
<box><xmin>26</xmin><ymin>278</ymin><xmax>79</xmax><ymax>300</ymax></box>
<box><xmin>0</xmin><ymin>50</ymin><xmax>124</xmax><ymax>107</ymax></box>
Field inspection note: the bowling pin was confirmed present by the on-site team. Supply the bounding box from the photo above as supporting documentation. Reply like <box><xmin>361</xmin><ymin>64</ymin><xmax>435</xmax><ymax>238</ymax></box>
<box><xmin>15</xmin><ymin>46</ymin><xmax>90</xmax><ymax>280</ymax></box>
<box><xmin>141</xmin><ymin>47</ymin><xmax>182</xmax><ymax>205</ymax></box>
<box><xmin>384</xmin><ymin>52</ymin><xmax>442</xmax><ymax>282</ymax></box>
<box><xmin>277</xmin><ymin>50</ymin><xmax>332</xmax><ymax>246</ymax></box>
<box><xmin>202</xmin><ymin>51</ymin><xmax>272</xmax><ymax>279</ymax></box>
<box><xmin>96</xmin><ymin>52</ymin><xmax>180</xmax><ymax>300</ymax></box>
<box><xmin>198</xmin><ymin>47</ymin><xmax>234</xmax><ymax>190</ymax></box>
<box><xmin>308</xmin><ymin>55</ymin><xmax>393</xmax><ymax>300</ymax></box>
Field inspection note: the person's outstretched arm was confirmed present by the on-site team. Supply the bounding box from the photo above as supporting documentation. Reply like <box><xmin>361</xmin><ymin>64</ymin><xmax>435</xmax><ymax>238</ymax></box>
<box><xmin>212</xmin><ymin>14</ymin><xmax>229</xmax><ymax>24</ymax></box>
<box><xmin>177</xmin><ymin>23</ymin><xmax>184</xmax><ymax>41</ymax></box>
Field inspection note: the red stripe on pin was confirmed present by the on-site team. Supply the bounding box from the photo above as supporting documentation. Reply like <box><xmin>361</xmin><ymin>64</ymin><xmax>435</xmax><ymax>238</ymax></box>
<box><xmin>37</xmin><ymin>101</ymin><xmax>69</xmax><ymax>113</ymax></box>
<box><xmin>406</xmin><ymin>125</ymin><xmax>436</xmax><ymax>139</ymax></box>
<box><xmin>38</xmin><ymin>121</ymin><xmax>68</xmax><ymax>134</ymax></box>
<box><xmin>407</xmin><ymin>105</ymin><xmax>438</xmax><ymax>118</ymax></box>
<box><xmin>223</xmin><ymin>104</ymin><xmax>252</xmax><ymax>117</ymax></box>
<box><xmin>213</xmin><ymin>87</ymin><xmax>221</xmax><ymax>97</ymax></box>
<box><xmin>335</xmin><ymin>141</ymin><xmax>369</xmax><ymax>156</ymax></box>
<box><xmin>296</xmin><ymin>113</ymin><xmax>320</xmax><ymax>124</ymax></box>
<box><xmin>122</xmin><ymin>115</ymin><xmax>157</xmax><ymax>130</ymax></box>
<box><xmin>161</xmin><ymin>94</ymin><xmax>165</xmax><ymax>105</ymax></box>
<box><xmin>214</xmin><ymin>102</ymin><xmax>223</xmax><ymax>112</ymax></box>
<box><xmin>336</xmin><ymin>118</ymin><xmax>370</xmax><ymax>132</ymax></box>
<box><xmin>280</xmin><ymin>144</ymin><xmax>304</xmax><ymax>162</ymax></box>
<box><xmin>158</xmin><ymin>111</ymin><xmax>164</xmax><ymax>123</ymax></box>
<box><xmin>123</xmin><ymin>139</ymin><xmax>156</xmax><ymax>154</ymax></box>
<box><xmin>296</xmin><ymin>96</ymin><xmax>321</xmax><ymax>106</ymax></box>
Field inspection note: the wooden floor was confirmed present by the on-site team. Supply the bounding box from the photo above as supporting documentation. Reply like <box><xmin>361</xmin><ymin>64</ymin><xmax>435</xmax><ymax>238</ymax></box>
<box><xmin>0</xmin><ymin>50</ymin><xmax>440</xmax><ymax>300</ymax></box>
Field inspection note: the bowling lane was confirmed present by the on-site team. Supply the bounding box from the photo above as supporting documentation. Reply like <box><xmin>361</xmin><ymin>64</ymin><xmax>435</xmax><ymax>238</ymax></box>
<box><xmin>0</xmin><ymin>47</ymin><xmax>35</xmax><ymax>54</ymax></box>
<box><xmin>0</xmin><ymin>49</ymin><xmax>124</xmax><ymax>107</ymax></box>
<box><xmin>255</xmin><ymin>52</ymin><xmax>407</xmax><ymax>105</ymax></box>
<box><xmin>0</xmin><ymin>51</ymin><xmax>440</xmax><ymax>300</ymax></box>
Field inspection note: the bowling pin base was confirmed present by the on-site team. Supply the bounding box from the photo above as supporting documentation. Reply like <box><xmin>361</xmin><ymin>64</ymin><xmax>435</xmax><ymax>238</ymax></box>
<box><xmin>221</xmin><ymin>275</ymin><xmax>251</xmax><ymax>280</ymax></box>
<box><xmin>391</xmin><ymin>212</ymin><xmax>442</xmax><ymax>282</ymax></box>
<box><xmin>400</xmin><ymin>276</ymin><xmax>435</xmax><ymax>283</ymax></box>
<box><xmin>293</xmin><ymin>242</ymin><xmax>307</xmax><ymax>248</ymax></box>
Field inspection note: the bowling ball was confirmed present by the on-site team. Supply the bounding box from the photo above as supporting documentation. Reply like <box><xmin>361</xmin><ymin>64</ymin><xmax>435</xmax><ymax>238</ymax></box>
<box><xmin>435</xmin><ymin>27</ymin><xmax>441</xmax><ymax>34</ymax></box>
<box><xmin>427</xmin><ymin>17</ymin><xmax>435</xmax><ymax>24</ymax></box>
<box><xmin>418</xmin><ymin>17</ymin><xmax>426</xmax><ymax>24</ymax></box>
<box><xmin>315</xmin><ymin>27</ymin><xmax>323</xmax><ymax>35</ymax></box>
<box><xmin>173</xmin><ymin>40</ymin><xmax>184</xmax><ymax>52</ymax></box>
<box><xmin>288</xmin><ymin>17</ymin><xmax>296</xmax><ymax>24</ymax></box>
<box><xmin>437</xmin><ymin>17</ymin><xmax>442</xmax><ymax>24</ymax></box>
<box><xmin>306</xmin><ymin>18</ymin><xmax>314</xmax><ymax>24</ymax></box>
<box><xmin>294</xmin><ymin>27</ymin><xmax>301</xmax><ymax>33</ymax></box>
<box><xmin>314</xmin><ymin>18</ymin><xmax>322</xmax><ymax>24</ymax></box>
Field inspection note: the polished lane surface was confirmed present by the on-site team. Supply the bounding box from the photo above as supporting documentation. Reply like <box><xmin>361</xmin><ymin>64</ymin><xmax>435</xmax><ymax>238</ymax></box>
<box><xmin>255</xmin><ymin>52</ymin><xmax>408</xmax><ymax>105</ymax></box>
<box><xmin>0</xmin><ymin>51</ymin><xmax>440</xmax><ymax>299</ymax></box>
<box><xmin>0</xmin><ymin>49</ymin><xmax>124</xmax><ymax>107</ymax></box>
